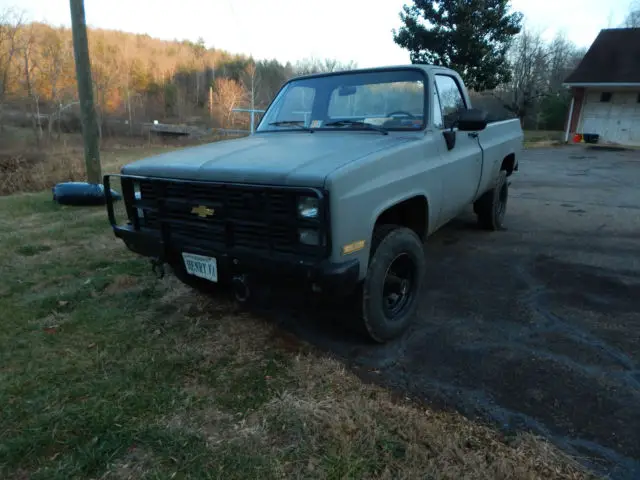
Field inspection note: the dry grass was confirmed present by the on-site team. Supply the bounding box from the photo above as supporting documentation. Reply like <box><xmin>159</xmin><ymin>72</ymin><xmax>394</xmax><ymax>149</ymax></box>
<box><xmin>0</xmin><ymin>147</ymin><xmax>86</xmax><ymax>196</ymax></box>
<box><xmin>0</xmin><ymin>127</ymin><xmax>243</xmax><ymax>196</ymax></box>
<box><xmin>155</xmin><ymin>287</ymin><xmax>595</xmax><ymax>480</ymax></box>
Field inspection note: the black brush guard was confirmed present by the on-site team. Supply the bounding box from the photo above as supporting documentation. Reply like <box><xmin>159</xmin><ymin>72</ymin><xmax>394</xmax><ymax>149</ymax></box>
<box><xmin>104</xmin><ymin>174</ymin><xmax>359</xmax><ymax>294</ymax></box>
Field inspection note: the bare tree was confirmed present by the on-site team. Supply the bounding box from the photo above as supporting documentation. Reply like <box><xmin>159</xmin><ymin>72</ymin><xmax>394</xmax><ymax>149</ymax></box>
<box><xmin>20</xmin><ymin>23</ymin><xmax>42</xmax><ymax>143</ymax></box>
<box><xmin>191</xmin><ymin>37</ymin><xmax>206</xmax><ymax>106</ymax></box>
<box><xmin>41</xmin><ymin>27</ymin><xmax>70</xmax><ymax>139</ymax></box>
<box><xmin>241</xmin><ymin>62</ymin><xmax>261</xmax><ymax>129</ymax></box>
<box><xmin>623</xmin><ymin>1</ymin><xmax>640</xmax><ymax>27</ymax></box>
<box><xmin>496</xmin><ymin>28</ymin><xmax>549</xmax><ymax>126</ymax></box>
<box><xmin>212</xmin><ymin>77</ymin><xmax>246</xmax><ymax>127</ymax></box>
<box><xmin>0</xmin><ymin>8</ymin><xmax>24</xmax><ymax>130</ymax></box>
<box><xmin>242</xmin><ymin>62</ymin><xmax>259</xmax><ymax>109</ymax></box>
<box><xmin>90</xmin><ymin>35</ymin><xmax>122</xmax><ymax>138</ymax></box>
<box><xmin>546</xmin><ymin>34</ymin><xmax>575</xmax><ymax>93</ymax></box>
<box><xmin>293</xmin><ymin>56</ymin><xmax>357</xmax><ymax>76</ymax></box>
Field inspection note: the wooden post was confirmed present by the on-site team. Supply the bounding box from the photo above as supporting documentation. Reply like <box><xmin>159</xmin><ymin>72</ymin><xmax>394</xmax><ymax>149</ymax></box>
<box><xmin>69</xmin><ymin>0</ymin><xmax>101</xmax><ymax>184</ymax></box>
<box><xmin>209</xmin><ymin>85</ymin><xmax>213</xmax><ymax>119</ymax></box>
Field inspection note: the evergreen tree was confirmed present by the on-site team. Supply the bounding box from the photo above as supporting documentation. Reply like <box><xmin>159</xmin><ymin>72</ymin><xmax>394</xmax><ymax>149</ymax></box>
<box><xmin>393</xmin><ymin>0</ymin><xmax>523</xmax><ymax>91</ymax></box>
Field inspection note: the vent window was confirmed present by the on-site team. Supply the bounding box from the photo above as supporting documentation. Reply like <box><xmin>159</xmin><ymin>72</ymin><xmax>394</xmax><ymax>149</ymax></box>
<box><xmin>600</xmin><ymin>92</ymin><xmax>612</xmax><ymax>102</ymax></box>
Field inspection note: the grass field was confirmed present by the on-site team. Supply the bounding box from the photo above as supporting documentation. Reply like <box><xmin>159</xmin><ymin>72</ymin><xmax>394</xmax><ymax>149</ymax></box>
<box><xmin>0</xmin><ymin>144</ymin><xmax>594</xmax><ymax>479</ymax></box>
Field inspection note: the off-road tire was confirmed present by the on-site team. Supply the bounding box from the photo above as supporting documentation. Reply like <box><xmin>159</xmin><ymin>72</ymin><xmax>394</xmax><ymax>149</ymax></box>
<box><xmin>358</xmin><ymin>225</ymin><xmax>426</xmax><ymax>343</ymax></box>
<box><xmin>475</xmin><ymin>170</ymin><xmax>508</xmax><ymax>230</ymax></box>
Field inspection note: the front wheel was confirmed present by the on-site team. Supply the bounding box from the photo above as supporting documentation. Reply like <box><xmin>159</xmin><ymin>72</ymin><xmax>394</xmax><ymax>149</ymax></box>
<box><xmin>358</xmin><ymin>225</ymin><xmax>426</xmax><ymax>343</ymax></box>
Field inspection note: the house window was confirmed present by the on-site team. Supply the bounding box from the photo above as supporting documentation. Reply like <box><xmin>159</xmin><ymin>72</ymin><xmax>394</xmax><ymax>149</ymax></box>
<box><xmin>600</xmin><ymin>92</ymin><xmax>612</xmax><ymax>102</ymax></box>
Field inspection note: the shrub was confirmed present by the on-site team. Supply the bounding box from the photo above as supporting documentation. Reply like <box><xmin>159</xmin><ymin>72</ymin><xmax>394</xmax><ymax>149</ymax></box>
<box><xmin>0</xmin><ymin>148</ymin><xmax>86</xmax><ymax>196</ymax></box>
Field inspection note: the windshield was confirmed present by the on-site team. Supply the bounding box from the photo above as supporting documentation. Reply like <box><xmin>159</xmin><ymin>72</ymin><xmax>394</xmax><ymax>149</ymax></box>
<box><xmin>257</xmin><ymin>69</ymin><xmax>426</xmax><ymax>132</ymax></box>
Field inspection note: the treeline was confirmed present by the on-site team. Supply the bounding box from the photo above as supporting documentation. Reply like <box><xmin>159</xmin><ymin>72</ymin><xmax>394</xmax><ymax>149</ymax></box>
<box><xmin>491</xmin><ymin>30</ymin><xmax>587</xmax><ymax>130</ymax></box>
<box><xmin>4</xmin><ymin>5</ymin><xmax>626</xmax><ymax>140</ymax></box>
<box><xmin>443</xmin><ymin>28</ymin><xmax>586</xmax><ymax>131</ymax></box>
<box><xmin>453</xmin><ymin>1</ymin><xmax>639</xmax><ymax>130</ymax></box>
<box><xmin>0</xmin><ymin>9</ymin><xmax>355</xmax><ymax>142</ymax></box>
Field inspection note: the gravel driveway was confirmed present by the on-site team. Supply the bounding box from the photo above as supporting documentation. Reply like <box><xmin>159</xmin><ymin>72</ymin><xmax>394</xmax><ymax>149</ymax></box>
<box><xmin>258</xmin><ymin>146</ymin><xmax>640</xmax><ymax>479</ymax></box>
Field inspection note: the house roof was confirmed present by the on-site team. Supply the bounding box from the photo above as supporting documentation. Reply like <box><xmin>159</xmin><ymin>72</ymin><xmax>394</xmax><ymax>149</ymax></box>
<box><xmin>564</xmin><ymin>28</ymin><xmax>640</xmax><ymax>85</ymax></box>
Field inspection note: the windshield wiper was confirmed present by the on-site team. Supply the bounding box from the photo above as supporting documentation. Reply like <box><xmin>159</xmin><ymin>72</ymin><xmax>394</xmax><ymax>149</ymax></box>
<box><xmin>324</xmin><ymin>120</ymin><xmax>388</xmax><ymax>135</ymax></box>
<box><xmin>268</xmin><ymin>120</ymin><xmax>313</xmax><ymax>132</ymax></box>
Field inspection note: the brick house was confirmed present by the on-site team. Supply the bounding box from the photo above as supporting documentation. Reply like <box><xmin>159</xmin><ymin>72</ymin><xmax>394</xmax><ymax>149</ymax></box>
<box><xmin>563</xmin><ymin>28</ymin><xmax>640</xmax><ymax>146</ymax></box>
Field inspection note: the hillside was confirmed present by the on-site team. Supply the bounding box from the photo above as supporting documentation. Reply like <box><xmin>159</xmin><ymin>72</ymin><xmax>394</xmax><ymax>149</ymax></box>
<box><xmin>0</xmin><ymin>16</ymin><xmax>351</xmax><ymax>134</ymax></box>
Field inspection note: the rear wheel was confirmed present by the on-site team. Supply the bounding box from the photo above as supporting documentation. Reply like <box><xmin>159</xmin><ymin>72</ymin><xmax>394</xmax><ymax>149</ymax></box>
<box><xmin>475</xmin><ymin>170</ymin><xmax>508</xmax><ymax>230</ymax></box>
<box><xmin>358</xmin><ymin>225</ymin><xmax>426</xmax><ymax>343</ymax></box>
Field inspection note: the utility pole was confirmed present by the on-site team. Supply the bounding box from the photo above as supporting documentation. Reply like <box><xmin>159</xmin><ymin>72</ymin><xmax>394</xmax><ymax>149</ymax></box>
<box><xmin>69</xmin><ymin>0</ymin><xmax>101</xmax><ymax>184</ymax></box>
<box><xmin>209</xmin><ymin>85</ymin><xmax>213</xmax><ymax>120</ymax></box>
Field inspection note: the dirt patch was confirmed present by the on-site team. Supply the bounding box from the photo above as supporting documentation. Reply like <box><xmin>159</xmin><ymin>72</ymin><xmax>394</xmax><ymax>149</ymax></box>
<box><xmin>103</xmin><ymin>275</ymin><xmax>139</xmax><ymax>294</ymax></box>
<box><xmin>103</xmin><ymin>447</ymin><xmax>157</xmax><ymax>480</ymax></box>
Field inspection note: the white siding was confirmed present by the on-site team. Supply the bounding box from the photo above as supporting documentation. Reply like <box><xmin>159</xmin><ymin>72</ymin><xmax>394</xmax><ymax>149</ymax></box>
<box><xmin>578</xmin><ymin>89</ymin><xmax>640</xmax><ymax>146</ymax></box>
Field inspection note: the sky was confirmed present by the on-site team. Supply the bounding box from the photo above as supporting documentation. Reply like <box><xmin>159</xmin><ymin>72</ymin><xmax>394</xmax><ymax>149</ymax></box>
<box><xmin>1</xmin><ymin>0</ymin><xmax>635</xmax><ymax>67</ymax></box>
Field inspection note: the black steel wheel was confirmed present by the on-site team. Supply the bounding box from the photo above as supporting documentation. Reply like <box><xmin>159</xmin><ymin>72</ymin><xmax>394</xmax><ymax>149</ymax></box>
<box><xmin>382</xmin><ymin>253</ymin><xmax>416</xmax><ymax>320</ymax></box>
<box><xmin>475</xmin><ymin>170</ymin><xmax>508</xmax><ymax>231</ymax></box>
<box><xmin>359</xmin><ymin>225</ymin><xmax>425</xmax><ymax>343</ymax></box>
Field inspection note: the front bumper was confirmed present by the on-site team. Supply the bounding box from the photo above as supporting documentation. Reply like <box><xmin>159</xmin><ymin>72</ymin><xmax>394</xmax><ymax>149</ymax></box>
<box><xmin>113</xmin><ymin>224</ymin><xmax>360</xmax><ymax>295</ymax></box>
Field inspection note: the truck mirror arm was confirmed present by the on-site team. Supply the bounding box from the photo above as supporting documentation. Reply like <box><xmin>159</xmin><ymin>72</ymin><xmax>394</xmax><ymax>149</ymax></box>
<box><xmin>443</xmin><ymin>127</ymin><xmax>457</xmax><ymax>151</ymax></box>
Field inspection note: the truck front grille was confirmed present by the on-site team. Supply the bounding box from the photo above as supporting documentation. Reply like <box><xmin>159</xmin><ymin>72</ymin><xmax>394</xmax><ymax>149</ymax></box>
<box><xmin>131</xmin><ymin>178</ymin><xmax>325</xmax><ymax>257</ymax></box>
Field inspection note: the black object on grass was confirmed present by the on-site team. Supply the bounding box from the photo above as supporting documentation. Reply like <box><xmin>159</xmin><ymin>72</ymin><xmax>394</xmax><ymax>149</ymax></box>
<box><xmin>52</xmin><ymin>182</ymin><xmax>122</xmax><ymax>206</ymax></box>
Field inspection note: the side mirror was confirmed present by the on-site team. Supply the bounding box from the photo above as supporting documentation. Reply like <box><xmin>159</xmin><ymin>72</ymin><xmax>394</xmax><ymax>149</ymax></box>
<box><xmin>456</xmin><ymin>108</ymin><xmax>488</xmax><ymax>131</ymax></box>
<box><xmin>338</xmin><ymin>85</ymin><xmax>357</xmax><ymax>96</ymax></box>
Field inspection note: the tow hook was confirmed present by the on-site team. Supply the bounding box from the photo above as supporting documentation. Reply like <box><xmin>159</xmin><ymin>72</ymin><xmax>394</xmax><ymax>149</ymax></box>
<box><xmin>151</xmin><ymin>258</ymin><xmax>165</xmax><ymax>279</ymax></box>
<box><xmin>232</xmin><ymin>274</ymin><xmax>251</xmax><ymax>302</ymax></box>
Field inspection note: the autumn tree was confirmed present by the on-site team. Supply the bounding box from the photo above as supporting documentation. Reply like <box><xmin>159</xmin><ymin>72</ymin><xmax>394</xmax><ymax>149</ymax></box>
<box><xmin>393</xmin><ymin>0</ymin><xmax>523</xmax><ymax>91</ymax></box>
<box><xmin>40</xmin><ymin>26</ymin><xmax>74</xmax><ymax>138</ymax></box>
<box><xmin>0</xmin><ymin>20</ymin><xmax>354</xmax><ymax>136</ymax></box>
<box><xmin>212</xmin><ymin>77</ymin><xmax>245</xmax><ymax>127</ymax></box>
<box><xmin>90</xmin><ymin>33</ymin><xmax>122</xmax><ymax>137</ymax></box>
<box><xmin>0</xmin><ymin>8</ymin><xmax>23</xmax><ymax>129</ymax></box>
<box><xmin>13</xmin><ymin>22</ymin><xmax>44</xmax><ymax>142</ymax></box>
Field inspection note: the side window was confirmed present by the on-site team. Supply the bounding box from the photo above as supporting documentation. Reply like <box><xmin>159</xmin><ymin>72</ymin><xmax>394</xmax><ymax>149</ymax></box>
<box><xmin>432</xmin><ymin>83</ymin><xmax>443</xmax><ymax>129</ymax></box>
<box><xmin>600</xmin><ymin>92</ymin><xmax>612</xmax><ymax>102</ymax></box>
<box><xmin>435</xmin><ymin>75</ymin><xmax>466</xmax><ymax>128</ymax></box>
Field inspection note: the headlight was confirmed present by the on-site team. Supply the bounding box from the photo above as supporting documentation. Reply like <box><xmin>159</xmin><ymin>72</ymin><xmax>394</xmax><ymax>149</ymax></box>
<box><xmin>298</xmin><ymin>229</ymin><xmax>321</xmax><ymax>246</ymax></box>
<box><xmin>297</xmin><ymin>196</ymin><xmax>319</xmax><ymax>219</ymax></box>
<box><xmin>133</xmin><ymin>182</ymin><xmax>144</xmax><ymax>220</ymax></box>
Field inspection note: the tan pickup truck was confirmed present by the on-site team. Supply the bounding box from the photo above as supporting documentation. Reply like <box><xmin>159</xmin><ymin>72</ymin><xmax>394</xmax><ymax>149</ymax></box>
<box><xmin>106</xmin><ymin>64</ymin><xmax>523</xmax><ymax>342</ymax></box>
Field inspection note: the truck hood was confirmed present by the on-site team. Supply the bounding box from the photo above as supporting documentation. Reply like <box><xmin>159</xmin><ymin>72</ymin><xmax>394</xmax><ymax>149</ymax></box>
<box><xmin>121</xmin><ymin>132</ymin><xmax>411</xmax><ymax>187</ymax></box>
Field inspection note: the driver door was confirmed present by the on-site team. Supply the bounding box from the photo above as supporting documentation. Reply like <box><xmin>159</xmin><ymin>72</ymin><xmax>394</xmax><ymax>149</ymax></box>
<box><xmin>433</xmin><ymin>74</ymin><xmax>483</xmax><ymax>223</ymax></box>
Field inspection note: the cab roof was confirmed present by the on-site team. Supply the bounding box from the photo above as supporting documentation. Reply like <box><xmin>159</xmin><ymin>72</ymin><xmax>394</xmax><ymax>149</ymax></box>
<box><xmin>291</xmin><ymin>64</ymin><xmax>457</xmax><ymax>81</ymax></box>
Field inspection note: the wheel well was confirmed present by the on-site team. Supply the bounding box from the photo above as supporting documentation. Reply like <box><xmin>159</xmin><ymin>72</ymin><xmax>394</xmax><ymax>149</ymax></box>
<box><xmin>501</xmin><ymin>154</ymin><xmax>516</xmax><ymax>176</ymax></box>
<box><xmin>375</xmin><ymin>196</ymin><xmax>428</xmax><ymax>241</ymax></box>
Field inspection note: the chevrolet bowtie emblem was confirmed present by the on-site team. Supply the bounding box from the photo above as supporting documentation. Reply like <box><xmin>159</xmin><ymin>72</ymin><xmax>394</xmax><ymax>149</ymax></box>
<box><xmin>191</xmin><ymin>205</ymin><xmax>215</xmax><ymax>218</ymax></box>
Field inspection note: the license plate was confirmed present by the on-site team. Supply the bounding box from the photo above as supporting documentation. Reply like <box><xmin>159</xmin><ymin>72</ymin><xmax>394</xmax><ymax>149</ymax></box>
<box><xmin>182</xmin><ymin>252</ymin><xmax>218</xmax><ymax>282</ymax></box>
